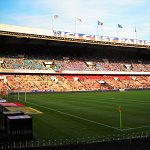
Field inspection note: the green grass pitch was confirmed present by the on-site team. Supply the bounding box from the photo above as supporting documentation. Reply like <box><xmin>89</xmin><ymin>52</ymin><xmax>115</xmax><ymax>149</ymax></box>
<box><xmin>10</xmin><ymin>90</ymin><xmax>150</xmax><ymax>141</ymax></box>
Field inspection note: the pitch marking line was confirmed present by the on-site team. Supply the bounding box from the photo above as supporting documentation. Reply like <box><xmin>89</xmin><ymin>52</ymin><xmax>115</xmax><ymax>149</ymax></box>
<box><xmin>120</xmin><ymin>125</ymin><xmax>150</xmax><ymax>131</ymax></box>
<box><xmin>27</xmin><ymin>101</ymin><xmax>121</xmax><ymax>131</ymax></box>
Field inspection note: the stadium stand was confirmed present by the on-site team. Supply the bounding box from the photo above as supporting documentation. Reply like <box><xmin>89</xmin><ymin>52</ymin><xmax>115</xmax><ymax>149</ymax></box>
<box><xmin>0</xmin><ymin>48</ymin><xmax>150</xmax><ymax>93</ymax></box>
<box><xmin>0</xmin><ymin>24</ymin><xmax>150</xmax><ymax>150</ymax></box>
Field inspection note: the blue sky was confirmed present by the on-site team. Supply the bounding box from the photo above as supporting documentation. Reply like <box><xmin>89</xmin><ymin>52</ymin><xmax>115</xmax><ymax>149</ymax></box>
<box><xmin>0</xmin><ymin>0</ymin><xmax>150</xmax><ymax>40</ymax></box>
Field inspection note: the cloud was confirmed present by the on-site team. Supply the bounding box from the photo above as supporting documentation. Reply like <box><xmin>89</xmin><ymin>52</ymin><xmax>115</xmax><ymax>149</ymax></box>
<box><xmin>0</xmin><ymin>0</ymin><xmax>150</xmax><ymax>40</ymax></box>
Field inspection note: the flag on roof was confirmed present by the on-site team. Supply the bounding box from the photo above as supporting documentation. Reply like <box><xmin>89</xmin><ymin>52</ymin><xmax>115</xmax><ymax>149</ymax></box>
<box><xmin>54</xmin><ymin>15</ymin><xmax>59</xmax><ymax>19</ymax></box>
<box><xmin>118</xmin><ymin>24</ymin><xmax>122</xmax><ymax>28</ymax></box>
<box><xmin>97</xmin><ymin>21</ymin><xmax>103</xmax><ymax>26</ymax></box>
<box><xmin>76</xmin><ymin>18</ymin><xmax>82</xmax><ymax>22</ymax></box>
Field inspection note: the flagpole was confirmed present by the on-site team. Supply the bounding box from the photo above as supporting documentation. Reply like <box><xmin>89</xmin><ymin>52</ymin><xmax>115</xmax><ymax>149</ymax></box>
<box><xmin>117</xmin><ymin>26</ymin><xmax>118</xmax><ymax>38</ymax></box>
<box><xmin>52</xmin><ymin>15</ymin><xmax>59</xmax><ymax>31</ymax></box>
<box><xmin>75</xmin><ymin>17</ymin><xmax>77</xmax><ymax>34</ymax></box>
<box><xmin>120</xmin><ymin>110</ymin><xmax>122</xmax><ymax>129</ymax></box>
<box><xmin>97</xmin><ymin>23</ymin><xmax>98</xmax><ymax>35</ymax></box>
<box><xmin>118</xmin><ymin>106</ymin><xmax>122</xmax><ymax>129</ymax></box>
<box><xmin>52</xmin><ymin>16</ymin><xmax>54</xmax><ymax>31</ymax></box>
<box><xmin>97</xmin><ymin>21</ymin><xmax>103</xmax><ymax>36</ymax></box>
<box><xmin>75</xmin><ymin>17</ymin><xmax>82</xmax><ymax>34</ymax></box>
<box><xmin>135</xmin><ymin>26</ymin><xmax>137</xmax><ymax>40</ymax></box>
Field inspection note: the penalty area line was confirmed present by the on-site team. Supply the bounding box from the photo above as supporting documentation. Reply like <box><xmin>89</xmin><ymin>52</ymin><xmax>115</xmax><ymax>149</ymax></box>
<box><xmin>27</xmin><ymin>101</ymin><xmax>121</xmax><ymax>131</ymax></box>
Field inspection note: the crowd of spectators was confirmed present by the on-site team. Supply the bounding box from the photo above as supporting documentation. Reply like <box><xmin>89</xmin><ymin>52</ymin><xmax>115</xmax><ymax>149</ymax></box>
<box><xmin>3</xmin><ymin>58</ymin><xmax>46</xmax><ymax>70</ymax></box>
<box><xmin>0</xmin><ymin>75</ymin><xmax>150</xmax><ymax>92</ymax></box>
<box><xmin>0</xmin><ymin>52</ymin><xmax>150</xmax><ymax>94</ymax></box>
<box><xmin>0</xmin><ymin>55</ymin><xmax>150</xmax><ymax>72</ymax></box>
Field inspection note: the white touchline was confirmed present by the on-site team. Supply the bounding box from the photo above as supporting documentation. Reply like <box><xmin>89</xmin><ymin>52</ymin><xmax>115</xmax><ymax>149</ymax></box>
<box><xmin>27</xmin><ymin>101</ymin><xmax>121</xmax><ymax>131</ymax></box>
<box><xmin>121</xmin><ymin>125</ymin><xmax>150</xmax><ymax>131</ymax></box>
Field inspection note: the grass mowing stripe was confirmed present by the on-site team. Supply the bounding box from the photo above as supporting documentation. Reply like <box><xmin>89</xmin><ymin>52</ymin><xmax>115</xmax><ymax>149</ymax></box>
<box><xmin>119</xmin><ymin>98</ymin><xmax>150</xmax><ymax>105</ymax></box>
<box><xmin>26</xmin><ymin>101</ymin><xmax>121</xmax><ymax>131</ymax></box>
<box><xmin>9</xmin><ymin>90</ymin><xmax>150</xmax><ymax>140</ymax></box>
<box><xmin>121</xmin><ymin>125</ymin><xmax>150</xmax><ymax>131</ymax></box>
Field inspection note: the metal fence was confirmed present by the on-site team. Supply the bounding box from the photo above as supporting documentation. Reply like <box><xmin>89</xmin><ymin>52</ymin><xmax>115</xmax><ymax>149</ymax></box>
<box><xmin>0</xmin><ymin>132</ymin><xmax>149</xmax><ymax>149</ymax></box>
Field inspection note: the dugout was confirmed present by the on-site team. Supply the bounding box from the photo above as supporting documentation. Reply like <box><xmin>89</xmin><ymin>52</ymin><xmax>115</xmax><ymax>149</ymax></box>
<box><xmin>7</xmin><ymin>115</ymin><xmax>33</xmax><ymax>140</ymax></box>
<box><xmin>0</xmin><ymin>111</ymin><xmax>24</xmax><ymax>132</ymax></box>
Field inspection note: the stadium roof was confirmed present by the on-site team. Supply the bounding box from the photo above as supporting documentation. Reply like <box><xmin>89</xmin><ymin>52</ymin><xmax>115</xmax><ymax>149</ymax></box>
<box><xmin>0</xmin><ymin>24</ymin><xmax>150</xmax><ymax>50</ymax></box>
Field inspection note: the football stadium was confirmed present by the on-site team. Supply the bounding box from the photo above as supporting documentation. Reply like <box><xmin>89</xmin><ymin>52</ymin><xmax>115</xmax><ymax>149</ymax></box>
<box><xmin>0</xmin><ymin>23</ymin><xmax>150</xmax><ymax>150</ymax></box>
